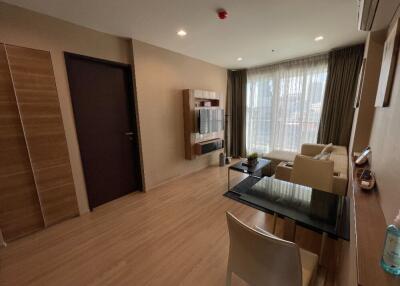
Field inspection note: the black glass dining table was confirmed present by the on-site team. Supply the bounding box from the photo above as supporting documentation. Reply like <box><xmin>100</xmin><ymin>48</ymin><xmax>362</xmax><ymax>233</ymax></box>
<box><xmin>224</xmin><ymin>176</ymin><xmax>349</xmax><ymax>240</ymax></box>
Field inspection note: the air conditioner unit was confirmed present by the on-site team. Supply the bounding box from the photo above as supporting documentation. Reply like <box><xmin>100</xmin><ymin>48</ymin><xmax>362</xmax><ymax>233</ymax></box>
<box><xmin>358</xmin><ymin>0</ymin><xmax>379</xmax><ymax>31</ymax></box>
<box><xmin>358</xmin><ymin>0</ymin><xmax>400</xmax><ymax>31</ymax></box>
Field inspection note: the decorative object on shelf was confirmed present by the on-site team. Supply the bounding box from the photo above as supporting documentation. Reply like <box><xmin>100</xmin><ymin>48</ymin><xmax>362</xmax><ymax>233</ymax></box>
<box><xmin>225</xmin><ymin>156</ymin><xmax>232</xmax><ymax>164</ymax></box>
<box><xmin>201</xmin><ymin>101</ymin><xmax>212</xmax><ymax>107</ymax></box>
<box><xmin>246</xmin><ymin>152</ymin><xmax>259</xmax><ymax>167</ymax></box>
<box><xmin>381</xmin><ymin>210</ymin><xmax>400</xmax><ymax>276</ymax></box>
<box><xmin>355</xmin><ymin>168</ymin><xmax>376</xmax><ymax>190</ymax></box>
<box><xmin>376</xmin><ymin>18</ymin><xmax>400</xmax><ymax>107</ymax></box>
<box><xmin>355</xmin><ymin>146</ymin><xmax>371</xmax><ymax>166</ymax></box>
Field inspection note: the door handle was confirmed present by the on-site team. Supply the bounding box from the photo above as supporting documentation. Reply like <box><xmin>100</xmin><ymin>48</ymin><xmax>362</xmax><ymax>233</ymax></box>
<box><xmin>124</xmin><ymin>131</ymin><xmax>135</xmax><ymax>141</ymax></box>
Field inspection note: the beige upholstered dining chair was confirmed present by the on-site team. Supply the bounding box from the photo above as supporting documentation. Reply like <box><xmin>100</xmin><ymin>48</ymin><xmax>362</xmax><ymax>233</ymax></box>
<box><xmin>226</xmin><ymin>212</ymin><xmax>318</xmax><ymax>286</ymax></box>
<box><xmin>290</xmin><ymin>155</ymin><xmax>334</xmax><ymax>193</ymax></box>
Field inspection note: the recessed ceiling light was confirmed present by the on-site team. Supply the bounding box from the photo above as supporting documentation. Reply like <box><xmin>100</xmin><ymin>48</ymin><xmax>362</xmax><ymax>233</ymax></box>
<box><xmin>237</xmin><ymin>57</ymin><xmax>243</xmax><ymax>61</ymax></box>
<box><xmin>314</xmin><ymin>36</ymin><xmax>324</xmax><ymax>42</ymax></box>
<box><xmin>177</xmin><ymin>29</ymin><xmax>187</xmax><ymax>37</ymax></box>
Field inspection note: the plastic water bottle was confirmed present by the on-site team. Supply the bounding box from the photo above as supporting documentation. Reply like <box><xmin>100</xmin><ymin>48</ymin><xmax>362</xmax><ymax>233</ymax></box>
<box><xmin>381</xmin><ymin>210</ymin><xmax>400</xmax><ymax>276</ymax></box>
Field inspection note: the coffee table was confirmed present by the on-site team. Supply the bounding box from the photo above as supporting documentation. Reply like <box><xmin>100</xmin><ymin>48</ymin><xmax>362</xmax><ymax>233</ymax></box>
<box><xmin>228</xmin><ymin>158</ymin><xmax>271</xmax><ymax>191</ymax></box>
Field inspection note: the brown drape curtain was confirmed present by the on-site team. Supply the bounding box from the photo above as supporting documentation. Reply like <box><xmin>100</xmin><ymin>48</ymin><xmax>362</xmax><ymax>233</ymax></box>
<box><xmin>317</xmin><ymin>44</ymin><xmax>364</xmax><ymax>146</ymax></box>
<box><xmin>226</xmin><ymin>69</ymin><xmax>247</xmax><ymax>157</ymax></box>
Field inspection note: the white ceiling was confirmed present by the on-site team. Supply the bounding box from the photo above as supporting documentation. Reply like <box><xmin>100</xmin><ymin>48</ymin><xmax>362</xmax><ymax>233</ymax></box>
<box><xmin>3</xmin><ymin>0</ymin><xmax>367</xmax><ymax>69</ymax></box>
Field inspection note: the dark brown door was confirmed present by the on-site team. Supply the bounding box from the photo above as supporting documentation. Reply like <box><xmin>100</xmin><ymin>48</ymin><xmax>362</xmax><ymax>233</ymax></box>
<box><xmin>65</xmin><ymin>53</ymin><xmax>142</xmax><ymax>209</ymax></box>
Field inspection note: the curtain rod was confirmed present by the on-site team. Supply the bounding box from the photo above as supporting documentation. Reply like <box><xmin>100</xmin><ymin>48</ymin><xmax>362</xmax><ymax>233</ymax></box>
<box><xmin>229</xmin><ymin>52</ymin><xmax>327</xmax><ymax>72</ymax></box>
<box><xmin>231</xmin><ymin>42</ymin><xmax>364</xmax><ymax>72</ymax></box>
<box><xmin>247</xmin><ymin>52</ymin><xmax>328</xmax><ymax>71</ymax></box>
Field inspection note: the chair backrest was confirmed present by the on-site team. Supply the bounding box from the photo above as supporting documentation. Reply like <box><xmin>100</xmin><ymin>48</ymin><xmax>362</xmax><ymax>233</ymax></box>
<box><xmin>290</xmin><ymin>154</ymin><xmax>334</xmax><ymax>192</ymax></box>
<box><xmin>226</xmin><ymin>212</ymin><xmax>302</xmax><ymax>286</ymax></box>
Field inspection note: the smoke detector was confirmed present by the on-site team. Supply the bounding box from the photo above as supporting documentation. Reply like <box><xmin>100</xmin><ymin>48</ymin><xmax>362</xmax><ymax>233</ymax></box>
<box><xmin>217</xmin><ymin>9</ymin><xmax>228</xmax><ymax>20</ymax></box>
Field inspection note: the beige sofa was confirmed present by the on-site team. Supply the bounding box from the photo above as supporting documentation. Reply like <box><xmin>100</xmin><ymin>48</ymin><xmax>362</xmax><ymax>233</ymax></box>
<box><xmin>265</xmin><ymin>144</ymin><xmax>348</xmax><ymax>196</ymax></box>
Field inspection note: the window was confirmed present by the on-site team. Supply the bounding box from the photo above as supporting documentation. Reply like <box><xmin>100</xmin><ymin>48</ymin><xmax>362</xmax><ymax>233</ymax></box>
<box><xmin>246</xmin><ymin>55</ymin><xmax>328</xmax><ymax>154</ymax></box>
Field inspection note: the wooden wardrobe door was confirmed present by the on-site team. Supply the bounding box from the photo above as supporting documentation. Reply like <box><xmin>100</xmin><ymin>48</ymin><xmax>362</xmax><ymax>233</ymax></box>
<box><xmin>0</xmin><ymin>44</ymin><xmax>44</xmax><ymax>241</ymax></box>
<box><xmin>5</xmin><ymin>45</ymin><xmax>79</xmax><ymax>226</ymax></box>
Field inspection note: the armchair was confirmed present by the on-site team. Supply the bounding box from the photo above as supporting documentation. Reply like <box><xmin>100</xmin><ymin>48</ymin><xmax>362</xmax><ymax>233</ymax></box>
<box><xmin>274</xmin><ymin>143</ymin><xmax>348</xmax><ymax>195</ymax></box>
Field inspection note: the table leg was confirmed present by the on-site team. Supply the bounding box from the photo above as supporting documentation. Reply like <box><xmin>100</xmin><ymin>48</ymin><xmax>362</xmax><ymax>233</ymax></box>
<box><xmin>272</xmin><ymin>213</ymin><xmax>277</xmax><ymax>234</ymax></box>
<box><xmin>283</xmin><ymin>217</ymin><xmax>296</xmax><ymax>242</ymax></box>
<box><xmin>319</xmin><ymin>232</ymin><xmax>328</xmax><ymax>265</ymax></box>
<box><xmin>0</xmin><ymin>229</ymin><xmax>6</xmax><ymax>247</ymax></box>
<box><xmin>228</xmin><ymin>168</ymin><xmax>230</xmax><ymax>191</ymax></box>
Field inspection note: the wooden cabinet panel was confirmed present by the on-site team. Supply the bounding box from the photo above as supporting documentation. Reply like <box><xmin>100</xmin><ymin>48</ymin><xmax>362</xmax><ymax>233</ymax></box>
<box><xmin>5</xmin><ymin>45</ymin><xmax>79</xmax><ymax>226</ymax></box>
<box><xmin>0</xmin><ymin>44</ymin><xmax>44</xmax><ymax>241</ymax></box>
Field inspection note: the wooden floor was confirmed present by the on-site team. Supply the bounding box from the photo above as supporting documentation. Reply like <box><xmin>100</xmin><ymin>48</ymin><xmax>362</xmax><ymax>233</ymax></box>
<box><xmin>0</xmin><ymin>163</ymin><xmax>336</xmax><ymax>286</ymax></box>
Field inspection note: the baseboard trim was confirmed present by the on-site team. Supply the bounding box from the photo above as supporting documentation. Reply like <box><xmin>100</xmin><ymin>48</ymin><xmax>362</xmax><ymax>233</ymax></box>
<box><xmin>147</xmin><ymin>163</ymin><xmax>217</xmax><ymax>191</ymax></box>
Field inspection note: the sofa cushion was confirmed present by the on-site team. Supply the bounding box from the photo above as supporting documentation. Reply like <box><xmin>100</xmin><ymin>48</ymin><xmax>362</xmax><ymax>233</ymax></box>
<box><xmin>301</xmin><ymin>144</ymin><xmax>325</xmax><ymax>156</ymax></box>
<box><xmin>262</xmin><ymin>150</ymin><xmax>297</xmax><ymax>176</ymax></box>
<box><xmin>330</xmin><ymin>153</ymin><xmax>348</xmax><ymax>177</ymax></box>
<box><xmin>331</xmin><ymin>145</ymin><xmax>347</xmax><ymax>156</ymax></box>
<box><xmin>263</xmin><ymin>150</ymin><xmax>297</xmax><ymax>162</ymax></box>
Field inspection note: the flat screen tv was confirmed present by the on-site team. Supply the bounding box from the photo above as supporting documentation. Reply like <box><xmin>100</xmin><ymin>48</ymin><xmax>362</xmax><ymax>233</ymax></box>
<box><xmin>198</xmin><ymin>108</ymin><xmax>224</xmax><ymax>134</ymax></box>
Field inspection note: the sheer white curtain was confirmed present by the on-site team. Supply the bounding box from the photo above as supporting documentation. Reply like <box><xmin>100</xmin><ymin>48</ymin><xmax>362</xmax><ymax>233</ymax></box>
<box><xmin>246</xmin><ymin>55</ymin><xmax>328</xmax><ymax>154</ymax></box>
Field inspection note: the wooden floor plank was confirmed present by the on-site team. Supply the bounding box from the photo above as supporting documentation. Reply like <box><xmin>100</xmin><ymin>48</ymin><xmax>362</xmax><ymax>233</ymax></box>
<box><xmin>0</xmin><ymin>163</ymin><xmax>333</xmax><ymax>285</ymax></box>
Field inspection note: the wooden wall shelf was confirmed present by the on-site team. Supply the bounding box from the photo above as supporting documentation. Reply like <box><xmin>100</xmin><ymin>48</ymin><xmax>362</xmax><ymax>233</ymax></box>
<box><xmin>194</xmin><ymin>139</ymin><xmax>224</xmax><ymax>156</ymax></box>
<box><xmin>182</xmin><ymin>89</ymin><xmax>224</xmax><ymax>160</ymax></box>
<box><xmin>351</xmin><ymin>157</ymin><xmax>400</xmax><ymax>286</ymax></box>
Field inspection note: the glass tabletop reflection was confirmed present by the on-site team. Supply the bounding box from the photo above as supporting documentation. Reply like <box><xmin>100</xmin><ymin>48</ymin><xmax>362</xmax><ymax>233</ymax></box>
<box><xmin>225</xmin><ymin>176</ymin><xmax>349</xmax><ymax>240</ymax></box>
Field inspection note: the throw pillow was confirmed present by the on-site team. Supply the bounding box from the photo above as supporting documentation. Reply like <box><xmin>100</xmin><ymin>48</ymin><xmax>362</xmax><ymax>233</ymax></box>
<box><xmin>321</xmin><ymin>143</ymin><xmax>333</xmax><ymax>154</ymax></box>
<box><xmin>313</xmin><ymin>152</ymin><xmax>331</xmax><ymax>160</ymax></box>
